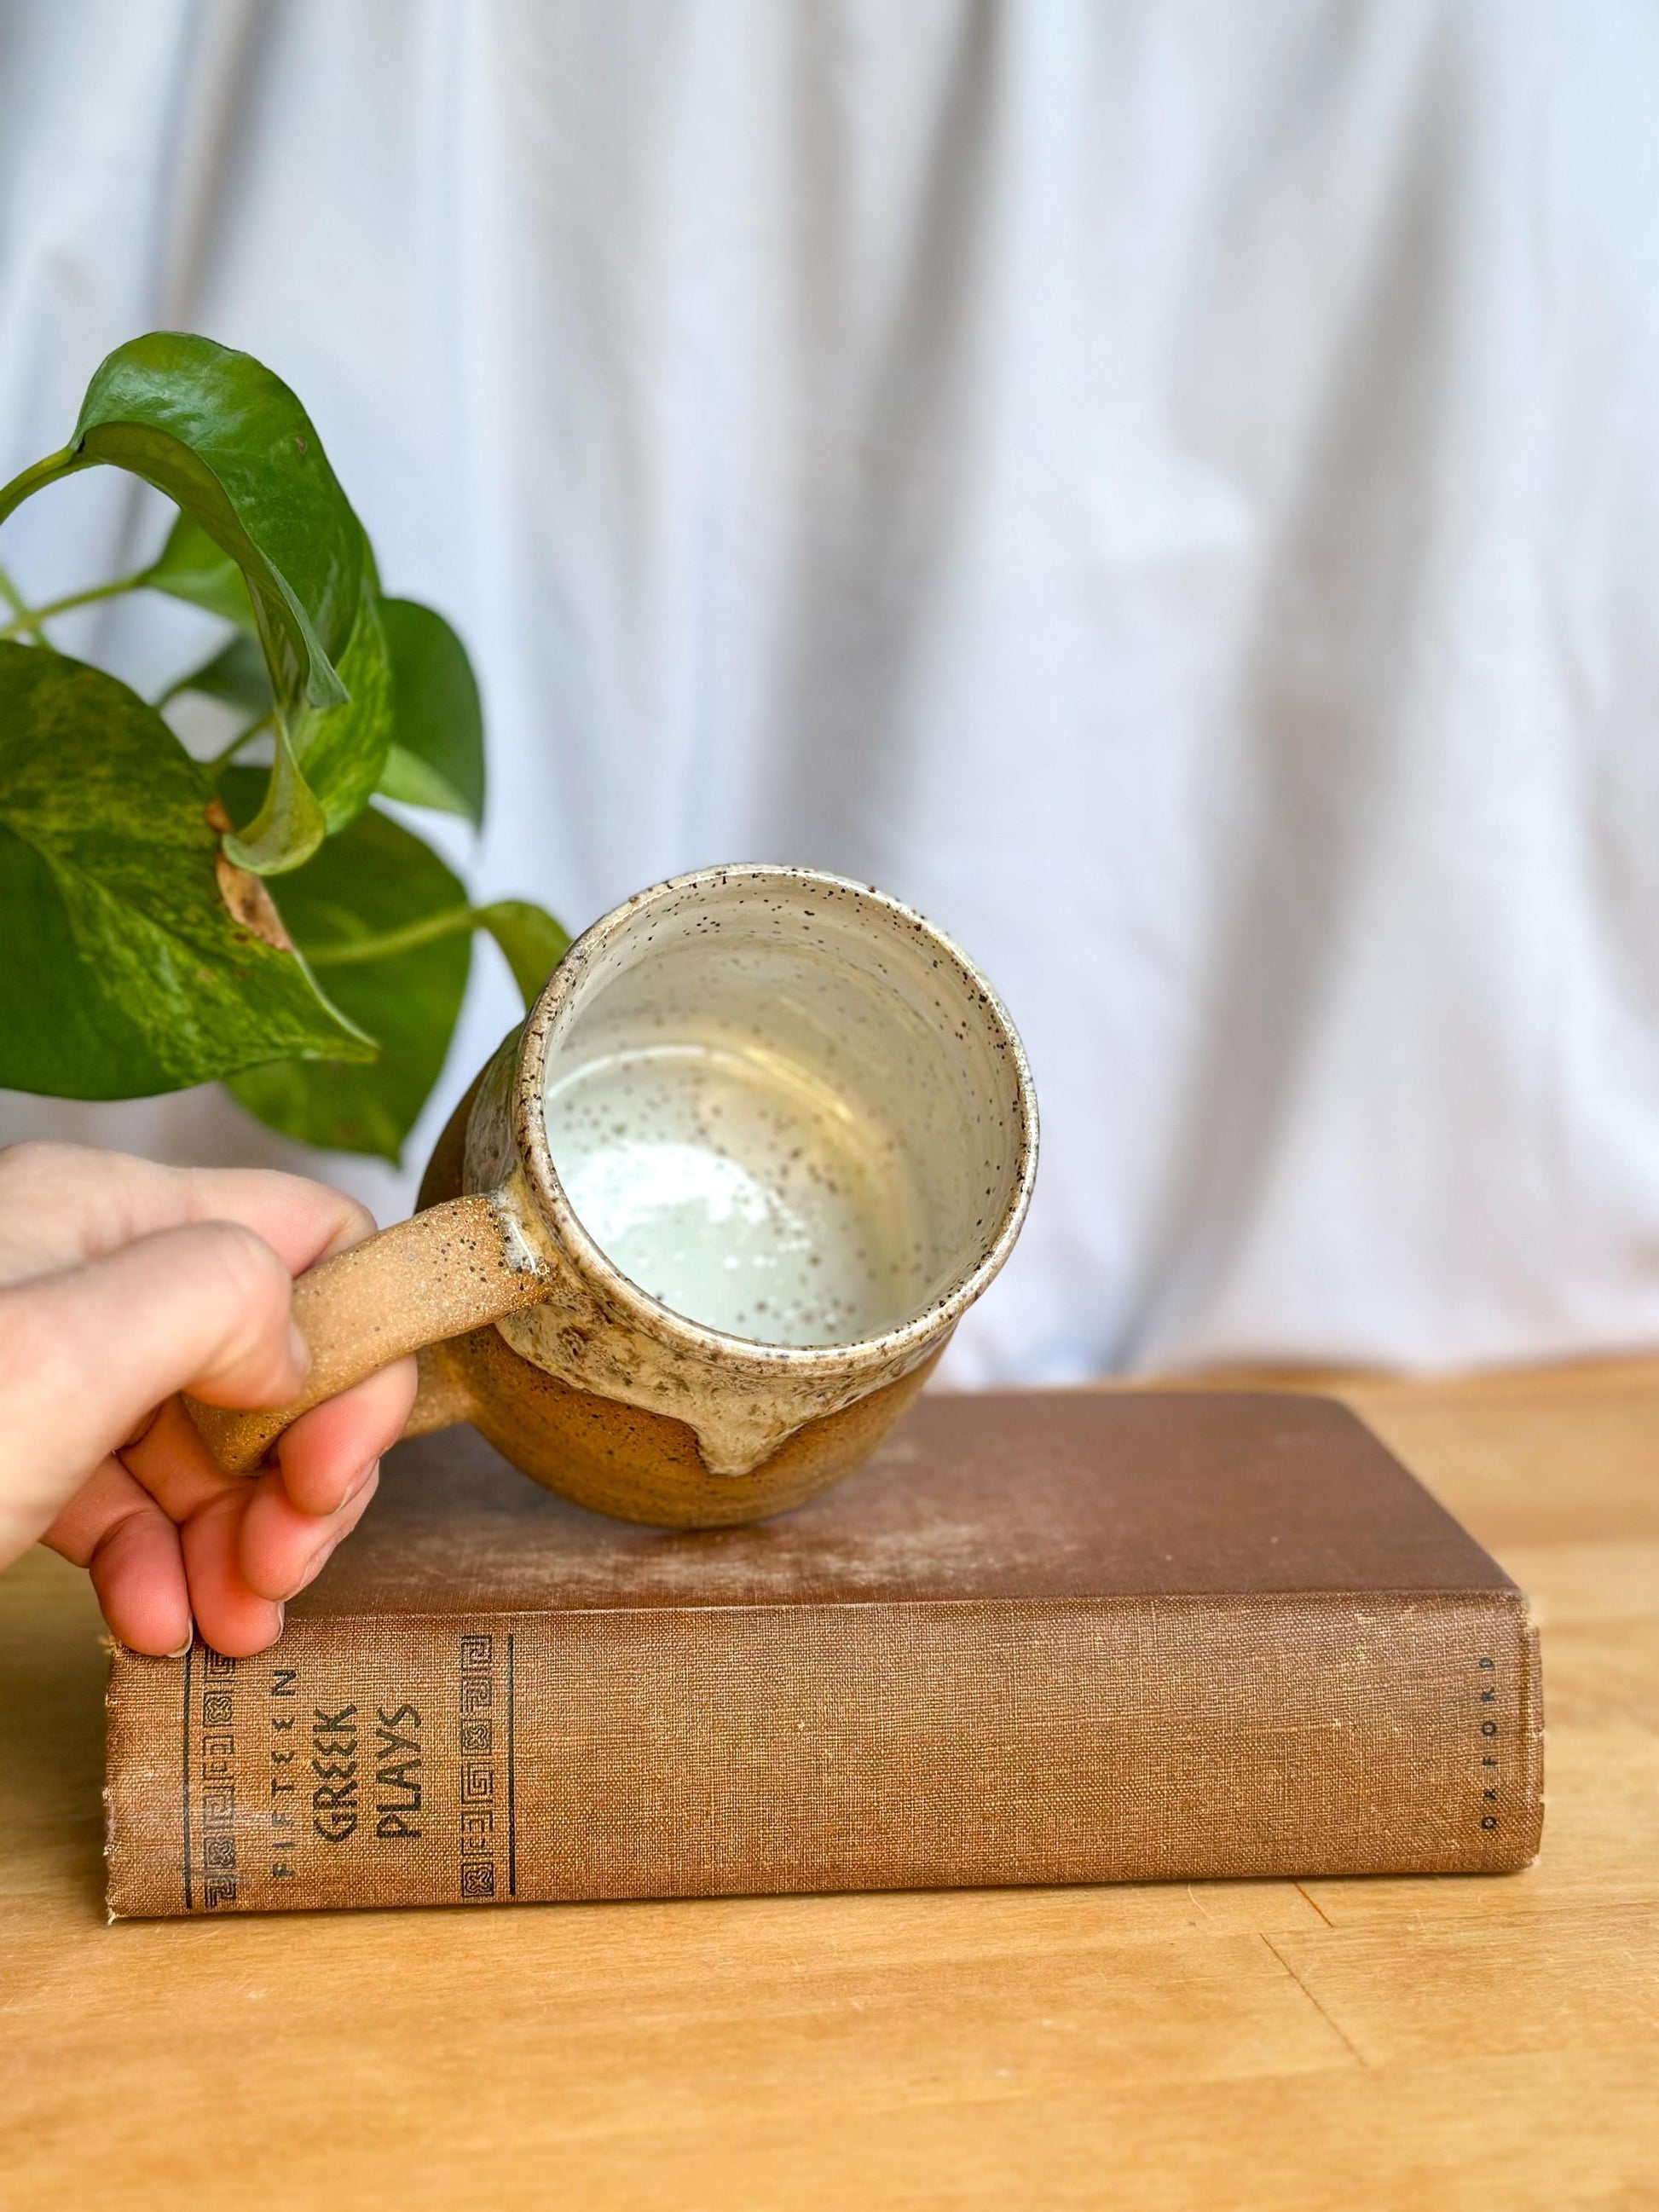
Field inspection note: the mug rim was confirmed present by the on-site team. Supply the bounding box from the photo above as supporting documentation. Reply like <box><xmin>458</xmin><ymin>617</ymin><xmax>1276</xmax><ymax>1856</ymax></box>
<box><xmin>509</xmin><ymin>862</ymin><xmax>1038</xmax><ymax>1381</ymax></box>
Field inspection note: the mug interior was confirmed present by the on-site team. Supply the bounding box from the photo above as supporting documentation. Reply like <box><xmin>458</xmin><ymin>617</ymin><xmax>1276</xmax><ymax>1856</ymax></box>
<box><xmin>537</xmin><ymin>869</ymin><xmax>1030</xmax><ymax>1350</ymax></box>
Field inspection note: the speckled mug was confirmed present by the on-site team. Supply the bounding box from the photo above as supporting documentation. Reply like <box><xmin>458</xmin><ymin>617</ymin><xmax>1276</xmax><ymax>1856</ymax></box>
<box><xmin>188</xmin><ymin>864</ymin><xmax>1038</xmax><ymax>1528</ymax></box>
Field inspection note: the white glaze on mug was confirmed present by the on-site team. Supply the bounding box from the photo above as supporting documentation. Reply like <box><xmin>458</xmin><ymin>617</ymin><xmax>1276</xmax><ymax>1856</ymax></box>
<box><xmin>546</xmin><ymin>1038</ymin><xmax>926</xmax><ymax>1347</ymax></box>
<box><xmin>465</xmin><ymin>865</ymin><xmax>1038</xmax><ymax>1476</ymax></box>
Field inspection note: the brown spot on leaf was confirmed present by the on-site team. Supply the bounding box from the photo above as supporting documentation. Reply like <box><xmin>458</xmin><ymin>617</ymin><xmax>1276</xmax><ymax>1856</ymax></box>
<box><xmin>206</xmin><ymin>798</ymin><xmax>294</xmax><ymax>951</ymax></box>
<box><xmin>295</xmin><ymin>434</ymin><xmax>307</xmax><ymax>454</ymax></box>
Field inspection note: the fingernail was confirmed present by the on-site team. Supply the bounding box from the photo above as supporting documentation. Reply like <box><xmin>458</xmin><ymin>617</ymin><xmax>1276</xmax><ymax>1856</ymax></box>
<box><xmin>287</xmin><ymin>1321</ymin><xmax>312</xmax><ymax>1378</ymax></box>
<box><xmin>166</xmin><ymin>1620</ymin><xmax>197</xmax><ymax>1660</ymax></box>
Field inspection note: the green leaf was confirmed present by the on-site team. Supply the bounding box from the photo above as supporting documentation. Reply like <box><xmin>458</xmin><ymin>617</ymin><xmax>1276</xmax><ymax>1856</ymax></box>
<box><xmin>223</xmin><ymin>773</ymin><xmax>472</xmax><ymax>1161</ymax></box>
<box><xmin>281</xmin><ymin>570</ymin><xmax>390</xmax><ymax>842</ymax></box>
<box><xmin>0</xmin><ymin>644</ymin><xmax>373</xmax><ymax>1098</ymax></box>
<box><xmin>0</xmin><ymin>332</ymin><xmax>393</xmax><ymax>869</ymax></box>
<box><xmin>141</xmin><ymin>512</ymin><xmax>257</xmax><ymax>630</ymax></box>
<box><xmin>0</xmin><ymin>336</ymin><xmax>353</xmax><ymax>710</ymax></box>
<box><xmin>165</xmin><ymin>629</ymin><xmax>271</xmax><ymax>715</ymax></box>
<box><xmin>375</xmin><ymin>597</ymin><xmax>486</xmax><ymax>827</ymax></box>
<box><xmin>477</xmin><ymin>899</ymin><xmax>571</xmax><ymax>1006</ymax></box>
<box><xmin>221</xmin><ymin>719</ymin><xmax>328</xmax><ymax>874</ymax></box>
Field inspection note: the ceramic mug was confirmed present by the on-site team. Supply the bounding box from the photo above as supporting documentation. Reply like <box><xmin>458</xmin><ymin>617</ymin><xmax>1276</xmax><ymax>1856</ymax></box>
<box><xmin>188</xmin><ymin>864</ymin><xmax>1038</xmax><ymax>1528</ymax></box>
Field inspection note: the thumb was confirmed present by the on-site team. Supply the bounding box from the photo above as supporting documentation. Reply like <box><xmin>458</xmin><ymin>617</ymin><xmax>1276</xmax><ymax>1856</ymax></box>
<box><xmin>0</xmin><ymin>1221</ymin><xmax>309</xmax><ymax>1569</ymax></box>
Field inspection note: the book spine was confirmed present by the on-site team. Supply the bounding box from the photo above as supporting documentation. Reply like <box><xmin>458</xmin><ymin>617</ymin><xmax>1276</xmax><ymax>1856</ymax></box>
<box><xmin>104</xmin><ymin>1590</ymin><xmax>1542</xmax><ymax>1916</ymax></box>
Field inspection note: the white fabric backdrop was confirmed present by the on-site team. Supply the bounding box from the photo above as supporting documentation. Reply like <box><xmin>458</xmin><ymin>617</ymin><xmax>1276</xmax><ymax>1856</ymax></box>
<box><xmin>4</xmin><ymin>0</ymin><xmax>1659</xmax><ymax>1383</ymax></box>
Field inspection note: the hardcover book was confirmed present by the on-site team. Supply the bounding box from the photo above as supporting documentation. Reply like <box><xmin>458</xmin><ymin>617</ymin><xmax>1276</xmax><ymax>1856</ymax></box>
<box><xmin>104</xmin><ymin>1390</ymin><xmax>1544</xmax><ymax>1917</ymax></box>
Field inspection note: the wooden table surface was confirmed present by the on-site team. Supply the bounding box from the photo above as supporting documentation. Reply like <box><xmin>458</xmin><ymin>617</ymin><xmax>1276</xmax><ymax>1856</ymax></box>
<box><xmin>3</xmin><ymin>1364</ymin><xmax>1656</xmax><ymax>2210</ymax></box>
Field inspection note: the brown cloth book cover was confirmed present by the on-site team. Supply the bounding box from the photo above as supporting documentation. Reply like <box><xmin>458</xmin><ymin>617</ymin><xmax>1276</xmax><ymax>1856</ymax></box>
<box><xmin>104</xmin><ymin>1391</ymin><xmax>1543</xmax><ymax>1917</ymax></box>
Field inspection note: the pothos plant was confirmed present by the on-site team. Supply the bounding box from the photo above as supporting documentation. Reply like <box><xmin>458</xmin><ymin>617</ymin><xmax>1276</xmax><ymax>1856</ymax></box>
<box><xmin>0</xmin><ymin>332</ymin><xmax>567</xmax><ymax>1163</ymax></box>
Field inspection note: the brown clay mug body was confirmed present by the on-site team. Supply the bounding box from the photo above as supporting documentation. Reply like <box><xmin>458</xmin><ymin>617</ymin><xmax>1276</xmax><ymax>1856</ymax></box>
<box><xmin>189</xmin><ymin>863</ymin><xmax>1038</xmax><ymax>1528</ymax></box>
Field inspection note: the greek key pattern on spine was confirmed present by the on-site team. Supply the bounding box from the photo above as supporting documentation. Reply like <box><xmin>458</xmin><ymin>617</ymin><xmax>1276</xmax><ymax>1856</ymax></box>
<box><xmin>198</xmin><ymin>1649</ymin><xmax>239</xmax><ymax>1909</ymax></box>
<box><xmin>456</xmin><ymin>1633</ymin><xmax>498</xmax><ymax>1899</ymax></box>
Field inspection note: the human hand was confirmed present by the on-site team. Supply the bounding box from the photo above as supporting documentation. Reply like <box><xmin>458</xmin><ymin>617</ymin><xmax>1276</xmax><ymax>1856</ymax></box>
<box><xmin>0</xmin><ymin>1142</ymin><xmax>417</xmax><ymax>1656</ymax></box>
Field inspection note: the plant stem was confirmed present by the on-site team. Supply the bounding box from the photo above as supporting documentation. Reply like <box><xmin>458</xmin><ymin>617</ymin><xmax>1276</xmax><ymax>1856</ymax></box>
<box><xmin>206</xmin><ymin>710</ymin><xmax>274</xmax><ymax>770</ymax></box>
<box><xmin>305</xmin><ymin>906</ymin><xmax>483</xmax><ymax>967</ymax></box>
<box><xmin>0</xmin><ymin>559</ymin><xmax>48</xmax><ymax>646</ymax></box>
<box><xmin>0</xmin><ymin>569</ymin><xmax>149</xmax><ymax>639</ymax></box>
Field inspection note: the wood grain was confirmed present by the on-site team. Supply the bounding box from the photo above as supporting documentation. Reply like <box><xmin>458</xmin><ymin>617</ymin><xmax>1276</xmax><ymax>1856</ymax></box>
<box><xmin>2</xmin><ymin>1363</ymin><xmax>1656</xmax><ymax>2210</ymax></box>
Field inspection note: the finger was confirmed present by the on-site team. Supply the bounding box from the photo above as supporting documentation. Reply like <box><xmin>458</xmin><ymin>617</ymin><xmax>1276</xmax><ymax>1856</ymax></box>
<box><xmin>0</xmin><ymin>1142</ymin><xmax>380</xmax><ymax>1284</ymax></box>
<box><xmin>119</xmin><ymin>1345</ymin><xmax>412</xmax><ymax>1533</ymax></box>
<box><xmin>181</xmin><ymin>1491</ymin><xmax>284</xmax><ymax>1659</ymax></box>
<box><xmin>0</xmin><ymin>1223</ymin><xmax>308</xmax><ymax>1569</ymax></box>
<box><xmin>41</xmin><ymin>1457</ymin><xmax>192</xmax><ymax>1655</ymax></box>
<box><xmin>118</xmin><ymin>1394</ymin><xmax>245</xmax><ymax>1528</ymax></box>
<box><xmin>274</xmin><ymin>1356</ymin><xmax>417</xmax><ymax>1516</ymax></box>
<box><xmin>240</xmin><ymin>1462</ymin><xmax>380</xmax><ymax>1603</ymax></box>
<box><xmin>91</xmin><ymin>1504</ymin><xmax>194</xmax><ymax>1655</ymax></box>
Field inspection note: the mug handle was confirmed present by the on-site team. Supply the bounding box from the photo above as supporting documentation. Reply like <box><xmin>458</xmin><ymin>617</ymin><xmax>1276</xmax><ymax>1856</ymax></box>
<box><xmin>182</xmin><ymin>1193</ymin><xmax>548</xmax><ymax>1476</ymax></box>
